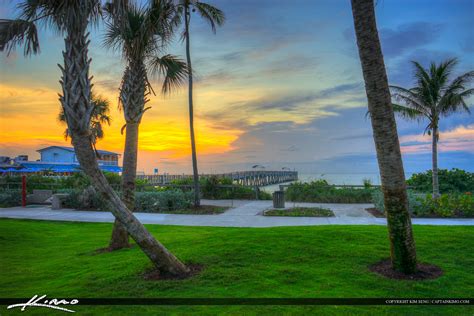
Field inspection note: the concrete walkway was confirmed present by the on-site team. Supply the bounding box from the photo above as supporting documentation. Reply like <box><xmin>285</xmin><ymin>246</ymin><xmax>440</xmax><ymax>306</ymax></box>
<box><xmin>0</xmin><ymin>200</ymin><xmax>473</xmax><ymax>227</ymax></box>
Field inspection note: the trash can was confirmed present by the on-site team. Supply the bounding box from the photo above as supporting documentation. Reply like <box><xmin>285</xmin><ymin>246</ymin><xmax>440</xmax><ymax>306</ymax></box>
<box><xmin>272</xmin><ymin>190</ymin><xmax>285</xmax><ymax>208</ymax></box>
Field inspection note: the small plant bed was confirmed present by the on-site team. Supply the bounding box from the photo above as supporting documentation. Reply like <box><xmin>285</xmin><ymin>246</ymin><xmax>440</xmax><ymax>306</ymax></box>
<box><xmin>160</xmin><ymin>205</ymin><xmax>229</xmax><ymax>215</ymax></box>
<box><xmin>71</xmin><ymin>205</ymin><xmax>229</xmax><ymax>215</ymax></box>
<box><xmin>264</xmin><ymin>207</ymin><xmax>334</xmax><ymax>217</ymax></box>
<box><xmin>366</xmin><ymin>207</ymin><xmax>474</xmax><ymax>219</ymax></box>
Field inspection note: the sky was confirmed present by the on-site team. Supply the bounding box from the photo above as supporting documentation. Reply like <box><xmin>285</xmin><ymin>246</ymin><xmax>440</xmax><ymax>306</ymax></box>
<box><xmin>0</xmin><ymin>0</ymin><xmax>473</xmax><ymax>179</ymax></box>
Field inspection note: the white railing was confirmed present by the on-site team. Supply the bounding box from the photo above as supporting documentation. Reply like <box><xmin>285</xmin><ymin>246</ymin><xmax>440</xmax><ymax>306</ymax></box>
<box><xmin>98</xmin><ymin>160</ymin><xmax>118</xmax><ymax>166</ymax></box>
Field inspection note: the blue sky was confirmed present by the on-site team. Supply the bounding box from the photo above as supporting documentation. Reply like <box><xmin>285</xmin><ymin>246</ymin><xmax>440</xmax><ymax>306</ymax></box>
<box><xmin>0</xmin><ymin>0</ymin><xmax>473</xmax><ymax>177</ymax></box>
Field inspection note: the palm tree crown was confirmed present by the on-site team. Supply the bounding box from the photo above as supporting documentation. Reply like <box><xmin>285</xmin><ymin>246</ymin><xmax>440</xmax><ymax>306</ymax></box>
<box><xmin>104</xmin><ymin>0</ymin><xmax>187</xmax><ymax>99</ymax></box>
<box><xmin>391</xmin><ymin>58</ymin><xmax>473</xmax><ymax>136</ymax></box>
<box><xmin>59</xmin><ymin>94</ymin><xmax>112</xmax><ymax>145</ymax></box>
<box><xmin>176</xmin><ymin>0</ymin><xmax>225</xmax><ymax>34</ymax></box>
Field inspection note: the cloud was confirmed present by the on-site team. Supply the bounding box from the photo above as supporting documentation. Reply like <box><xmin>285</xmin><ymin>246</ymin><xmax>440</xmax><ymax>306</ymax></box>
<box><xmin>343</xmin><ymin>21</ymin><xmax>443</xmax><ymax>60</ymax></box>
<box><xmin>400</xmin><ymin>124</ymin><xmax>474</xmax><ymax>154</ymax></box>
<box><xmin>380</xmin><ymin>22</ymin><xmax>442</xmax><ymax>58</ymax></box>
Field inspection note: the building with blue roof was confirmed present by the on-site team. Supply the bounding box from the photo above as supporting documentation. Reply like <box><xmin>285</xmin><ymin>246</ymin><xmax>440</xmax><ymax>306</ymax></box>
<box><xmin>0</xmin><ymin>146</ymin><xmax>122</xmax><ymax>174</ymax></box>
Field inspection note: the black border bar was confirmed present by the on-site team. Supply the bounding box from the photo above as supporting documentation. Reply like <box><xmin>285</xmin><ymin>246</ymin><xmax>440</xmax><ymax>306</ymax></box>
<box><xmin>1</xmin><ymin>298</ymin><xmax>472</xmax><ymax>306</ymax></box>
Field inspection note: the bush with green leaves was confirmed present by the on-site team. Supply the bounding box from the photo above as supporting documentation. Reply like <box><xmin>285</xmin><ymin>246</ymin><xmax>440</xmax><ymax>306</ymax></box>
<box><xmin>171</xmin><ymin>176</ymin><xmax>271</xmax><ymax>200</ymax></box>
<box><xmin>416</xmin><ymin>193</ymin><xmax>474</xmax><ymax>217</ymax></box>
<box><xmin>134</xmin><ymin>190</ymin><xmax>193</xmax><ymax>213</ymax></box>
<box><xmin>372</xmin><ymin>190</ymin><xmax>473</xmax><ymax>217</ymax></box>
<box><xmin>285</xmin><ymin>180</ymin><xmax>374</xmax><ymax>203</ymax></box>
<box><xmin>58</xmin><ymin>187</ymin><xmax>108</xmax><ymax>211</ymax></box>
<box><xmin>371</xmin><ymin>190</ymin><xmax>424</xmax><ymax>215</ymax></box>
<box><xmin>0</xmin><ymin>172</ymin><xmax>147</xmax><ymax>193</ymax></box>
<box><xmin>0</xmin><ymin>190</ymin><xmax>21</xmax><ymax>207</ymax></box>
<box><xmin>407</xmin><ymin>168</ymin><xmax>474</xmax><ymax>193</ymax></box>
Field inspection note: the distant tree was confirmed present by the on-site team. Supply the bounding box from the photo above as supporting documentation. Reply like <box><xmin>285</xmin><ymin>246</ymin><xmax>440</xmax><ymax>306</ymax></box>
<box><xmin>59</xmin><ymin>94</ymin><xmax>111</xmax><ymax>148</ymax></box>
<box><xmin>176</xmin><ymin>0</ymin><xmax>225</xmax><ymax>207</ymax></box>
<box><xmin>351</xmin><ymin>0</ymin><xmax>417</xmax><ymax>274</ymax></box>
<box><xmin>0</xmin><ymin>0</ymin><xmax>189</xmax><ymax>276</ymax></box>
<box><xmin>390</xmin><ymin>59</ymin><xmax>473</xmax><ymax>198</ymax></box>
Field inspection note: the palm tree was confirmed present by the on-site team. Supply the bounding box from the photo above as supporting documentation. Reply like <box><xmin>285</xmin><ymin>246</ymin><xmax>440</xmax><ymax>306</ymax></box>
<box><xmin>0</xmin><ymin>0</ymin><xmax>189</xmax><ymax>276</ymax></box>
<box><xmin>59</xmin><ymin>93</ymin><xmax>112</xmax><ymax>147</ymax></box>
<box><xmin>351</xmin><ymin>0</ymin><xmax>417</xmax><ymax>273</ymax></box>
<box><xmin>390</xmin><ymin>59</ymin><xmax>473</xmax><ymax>198</ymax></box>
<box><xmin>176</xmin><ymin>0</ymin><xmax>225</xmax><ymax>207</ymax></box>
<box><xmin>104</xmin><ymin>0</ymin><xmax>188</xmax><ymax>250</ymax></box>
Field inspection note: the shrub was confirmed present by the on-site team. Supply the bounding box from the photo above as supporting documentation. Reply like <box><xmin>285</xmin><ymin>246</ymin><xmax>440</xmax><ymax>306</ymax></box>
<box><xmin>407</xmin><ymin>168</ymin><xmax>474</xmax><ymax>193</ymax></box>
<box><xmin>417</xmin><ymin>193</ymin><xmax>474</xmax><ymax>217</ymax></box>
<box><xmin>171</xmin><ymin>176</ymin><xmax>271</xmax><ymax>200</ymax></box>
<box><xmin>0</xmin><ymin>172</ymin><xmax>126</xmax><ymax>193</ymax></box>
<box><xmin>371</xmin><ymin>190</ymin><xmax>424</xmax><ymax>215</ymax></box>
<box><xmin>134</xmin><ymin>190</ymin><xmax>193</xmax><ymax>213</ymax></box>
<box><xmin>58</xmin><ymin>187</ymin><xmax>107</xmax><ymax>211</ymax></box>
<box><xmin>372</xmin><ymin>190</ymin><xmax>474</xmax><ymax>217</ymax></box>
<box><xmin>0</xmin><ymin>190</ymin><xmax>21</xmax><ymax>207</ymax></box>
<box><xmin>286</xmin><ymin>180</ymin><xmax>373</xmax><ymax>203</ymax></box>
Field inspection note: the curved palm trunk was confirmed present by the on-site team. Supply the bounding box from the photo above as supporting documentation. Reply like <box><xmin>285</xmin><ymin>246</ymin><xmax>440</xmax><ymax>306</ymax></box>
<box><xmin>432</xmin><ymin>126</ymin><xmax>440</xmax><ymax>198</ymax></box>
<box><xmin>73</xmin><ymin>136</ymin><xmax>188</xmax><ymax>275</ymax></box>
<box><xmin>61</xmin><ymin>9</ymin><xmax>188</xmax><ymax>276</ymax></box>
<box><xmin>185</xmin><ymin>6</ymin><xmax>201</xmax><ymax>207</ymax></box>
<box><xmin>351</xmin><ymin>0</ymin><xmax>417</xmax><ymax>273</ymax></box>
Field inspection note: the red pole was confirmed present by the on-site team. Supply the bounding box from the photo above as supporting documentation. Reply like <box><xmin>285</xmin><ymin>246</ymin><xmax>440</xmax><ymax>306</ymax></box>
<box><xmin>21</xmin><ymin>175</ymin><xmax>27</xmax><ymax>207</ymax></box>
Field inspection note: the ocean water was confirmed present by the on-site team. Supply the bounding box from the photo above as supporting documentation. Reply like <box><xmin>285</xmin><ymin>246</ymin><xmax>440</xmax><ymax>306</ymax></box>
<box><xmin>262</xmin><ymin>172</ymin><xmax>415</xmax><ymax>193</ymax></box>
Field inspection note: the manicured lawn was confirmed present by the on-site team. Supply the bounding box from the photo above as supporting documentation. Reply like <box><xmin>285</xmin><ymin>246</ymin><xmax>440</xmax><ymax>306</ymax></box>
<box><xmin>0</xmin><ymin>219</ymin><xmax>473</xmax><ymax>315</ymax></box>
<box><xmin>264</xmin><ymin>207</ymin><xmax>334</xmax><ymax>217</ymax></box>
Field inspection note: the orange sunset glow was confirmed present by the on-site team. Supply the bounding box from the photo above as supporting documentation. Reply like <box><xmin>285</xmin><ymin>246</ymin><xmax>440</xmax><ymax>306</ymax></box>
<box><xmin>0</xmin><ymin>82</ymin><xmax>242</xmax><ymax>171</ymax></box>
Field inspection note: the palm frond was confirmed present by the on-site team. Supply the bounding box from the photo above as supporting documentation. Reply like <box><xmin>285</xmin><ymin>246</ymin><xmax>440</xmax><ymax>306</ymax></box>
<box><xmin>149</xmin><ymin>54</ymin><xmax>189</xmax><ymax>94</ymax></box>
<box><xmin>392</xmin><ymin>103</ymin><xmax>424</xmax><ymax>121</ymax></box>
<box><xmin>194</xmin><ymin>1</ymin><xmax>225</xmax><ymax>33</ymax></box>
<box><xmin>0</xmin><ymin>19</ymin><xmax>40</xmax><ymax>55</ymax></box>
<box><xmin>438</xmin><ymin>70</ymin><xmax>474</xmax><ymax>115</ymax></box>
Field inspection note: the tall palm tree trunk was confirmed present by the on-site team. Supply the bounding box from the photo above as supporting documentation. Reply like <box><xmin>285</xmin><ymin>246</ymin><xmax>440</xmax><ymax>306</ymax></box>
<box><xmin>432</xmin><ymin>126</ymin><xmax>440</xmax><ymax>198</ymax></box>
<box><xmin>62</xmin><ymin>8</ymin><xmax>188</xmax><ymax>276</ymax></box>
<box><xmin>109</xmin><ymin>63</ymin><xmax>147</xmax><ymax>250</ymax></box>
<box><xmin>351</xmin><ymin>0</ymin><xmax>417</xmax><ymax>273</ymax></box>
<box><xmin>185</xmin><ymin>6</ymin><xmax>201</xmax><ymax>207</ymax></box>
<box><xmin>109</xmin><ymin>122</ymin><xmax>139</xmax><ymax>250</ymax></box>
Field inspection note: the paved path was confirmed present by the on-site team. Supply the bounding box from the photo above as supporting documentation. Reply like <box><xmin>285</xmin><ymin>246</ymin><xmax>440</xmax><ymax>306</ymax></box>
<box><xmin>0</xmin><ymin>200</ymin><xmax>473</xmax><ymax>227</ymax></box>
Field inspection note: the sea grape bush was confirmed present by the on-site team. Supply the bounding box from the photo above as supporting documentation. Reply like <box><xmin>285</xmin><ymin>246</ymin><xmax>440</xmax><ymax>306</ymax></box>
<box><xmin>0</xmin><ymin>189</ymin><xmax>21</xmax><ymax>207</ymax></box>
<box><xmin>285</xmin><ymin>180</ymin><xmax>374</xmax><ymax>203</ymax></box>
<box><xmin>171</xmin><ymin>176</ymin><xmax>271</xmax><ymax>200</ymax></box>
<box><xmin>134</xmin><ymin>191</ymin><xmax>194</xmax><ymax>213</ymax></box>
<box><xmin>372</xmin><ymin>190</ymin><xmax>474</xmax><ymax>217</ymax></box>
<box><xmin>406</xmin><ymin>169</ymin><xmax>474</xmax><ymax>193</ymax></box>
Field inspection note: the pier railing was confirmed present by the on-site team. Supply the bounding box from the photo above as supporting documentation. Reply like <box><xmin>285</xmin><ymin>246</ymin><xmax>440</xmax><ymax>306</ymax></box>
<box><xmin>137</xmin><ymin>170</ymin><xmax>298</xmax><ymax>187</ymax></box>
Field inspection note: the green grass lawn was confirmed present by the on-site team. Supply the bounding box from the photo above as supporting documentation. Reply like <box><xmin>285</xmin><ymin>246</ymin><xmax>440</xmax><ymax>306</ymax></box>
<box><xmin>264</xmin><ymin>207</ymin><xmax>334</xmax><ymax>217</ymax></box>
<box><xmin>0</xmin><ymin>219</ymin><xmax>473</xmax><ymax>315</ymax></box>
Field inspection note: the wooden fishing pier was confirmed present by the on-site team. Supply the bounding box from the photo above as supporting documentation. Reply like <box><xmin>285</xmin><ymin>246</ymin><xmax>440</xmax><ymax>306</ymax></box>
<box><xmin>137</xmin><ymin>170</ymin><xmax>298</xmax><ymax>187</ymax></box>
